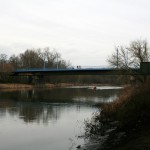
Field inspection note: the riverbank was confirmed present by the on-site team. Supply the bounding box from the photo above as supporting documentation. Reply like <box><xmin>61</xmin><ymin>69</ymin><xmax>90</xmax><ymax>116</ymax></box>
<box><xmin>0</xmin><ymin>83</ymin><xmax>118</xmax><ymax>90</ymax></box>
<box><xmin>0</xmin><ymin>83</ymin><xmax>75</xmax><ymax>90</ymax></box>
<box><xmin>84</xmin><ymin>83</ymin><xmax>150</xmax><ymax>150</ymax></box>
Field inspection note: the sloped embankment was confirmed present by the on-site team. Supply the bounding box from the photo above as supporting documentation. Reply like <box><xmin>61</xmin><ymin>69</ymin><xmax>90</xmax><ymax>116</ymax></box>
<box><xmin>85</xmin><ymin>84</ymin><xmax>150</xmax><ymax>150</ymax></box>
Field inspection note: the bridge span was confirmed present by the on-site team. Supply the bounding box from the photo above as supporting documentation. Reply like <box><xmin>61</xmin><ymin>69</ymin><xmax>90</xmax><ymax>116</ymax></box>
<box><xmin>12</xmin><ymin>67</ymin><xmax>140</xmax><ymax>76</ymax></box>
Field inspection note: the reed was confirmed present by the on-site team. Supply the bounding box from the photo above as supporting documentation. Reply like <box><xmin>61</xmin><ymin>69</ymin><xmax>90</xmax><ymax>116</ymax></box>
<box><xmin>101</xmin><ymin>84</ymin><xmax>150</xmax><ymax>128</ymax></box>
<box><xmin>85</xmin><ymin>83</ymin><xmax>150</xmax><ymax>149</ymax></box>
<box><xmin>0</xmin><ymin>83</ymin><xmax>33</xmax><ymax>89</ymax></box>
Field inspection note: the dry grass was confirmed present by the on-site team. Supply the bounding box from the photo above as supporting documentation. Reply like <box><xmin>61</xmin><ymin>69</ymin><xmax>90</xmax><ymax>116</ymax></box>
<box><xmin>101</xmin><ymin>84</ymin><xmax>150</xmax><ymax>122</ymax></box>
<box><xmin>85</xmin><ymin>83</ymin><xmax>150</xmax><ymax>149</ymax></box>
<box><xmin>0</xmin><ymin>83</ymin><xmax>74</xmax><ymax>90</ymax></box>
<box><xmin>0</xmin><ymin>83</ymin><xmax>33</xmax><ymax>89</ymax></box>
<box><xmin>99</xmin><ymin>84</ymin><xmax>150</xmax><ymax>149</ymax></box>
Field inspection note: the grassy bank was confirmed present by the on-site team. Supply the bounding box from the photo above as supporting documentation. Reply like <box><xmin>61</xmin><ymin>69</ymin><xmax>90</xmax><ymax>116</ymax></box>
<box><xmin>0</xmin><ymin>83</ymin><xmax>33</xmax><ymax>89</ymax></box>
<box><xmin>0</xmin><ymin>83</ymin><xmax>74</xmax><ymax>90</ymax></box>
<box><xmin>85</xmin><ymin>84</ymin><xmax>150</xmax><ymax>149</ymax></box>
<box><xmin>0</xmin><ymin>83</ymin><xmax>113</xmax><ymax>90</ymax></box>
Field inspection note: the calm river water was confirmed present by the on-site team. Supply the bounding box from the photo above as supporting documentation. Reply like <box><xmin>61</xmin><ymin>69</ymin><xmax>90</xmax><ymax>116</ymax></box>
<box><xmin>0</xmin><ymin>86</ymin><xmax>121</xmax><ymax>150</ymax></box>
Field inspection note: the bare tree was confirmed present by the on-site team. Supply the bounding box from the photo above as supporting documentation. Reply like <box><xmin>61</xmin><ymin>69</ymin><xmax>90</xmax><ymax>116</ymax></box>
<box><xmin>108</xmin><ymin>39</ymin><xmax>150</xmax><ymax>69</ymax></box>
<box><xmin>127</xmin><ymin>39</ymin><xmax>149</xmax><ymax>67</ymax></box>
<box><xmin>0</xmin><ymin>54</ymin><xmax>7</xmax><ymax>71</ymax></box>
<box><xmin>9</xmin><ymin>54</ymin><xmax>20</xmax><ymax>69</ymax></box>
<box><xmin>19</xmin><ymin>49</ymin><xmax>42</xmax><ymax>68</ymax></box>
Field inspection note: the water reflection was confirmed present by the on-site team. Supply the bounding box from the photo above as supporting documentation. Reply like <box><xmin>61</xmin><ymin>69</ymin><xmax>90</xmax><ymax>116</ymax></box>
<box><xmin>0</xmin><ymin>86</ymin><xmax>122</xmax><ymax>150</ymax></box>
<box><xmin>0</xmin><ymin>101</ymin><xmax>83</xmax><ymax>124</ymax></box>
<box><xmin>0</xmin><ymin>86</ymin><xmax>120</xmax><ymax>124</ymax></box>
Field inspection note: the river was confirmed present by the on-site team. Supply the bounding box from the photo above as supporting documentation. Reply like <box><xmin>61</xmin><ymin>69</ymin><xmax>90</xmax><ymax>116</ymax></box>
<box><xmin>0</xmin><ymin>86</ymin><xmax>122</xmax><ymax>150</ymax></box>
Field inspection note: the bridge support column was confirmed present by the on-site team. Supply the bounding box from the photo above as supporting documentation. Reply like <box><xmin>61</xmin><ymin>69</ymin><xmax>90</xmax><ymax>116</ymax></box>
<box><xmin>28</xmin><ymin>76</ymin><xmax>33</xmax><ymax>84</ymax></box>
<box><xmin>36</xmin><ymin>75</ymin><xmax>45</xmax><ymax>84</ymax></box>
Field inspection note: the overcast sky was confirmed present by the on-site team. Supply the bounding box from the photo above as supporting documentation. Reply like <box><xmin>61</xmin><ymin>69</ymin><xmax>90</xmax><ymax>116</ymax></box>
<box><xmin>0</xmin><ymin>0</ymin><xmax>150</xmax><ymax>66</ymax></box>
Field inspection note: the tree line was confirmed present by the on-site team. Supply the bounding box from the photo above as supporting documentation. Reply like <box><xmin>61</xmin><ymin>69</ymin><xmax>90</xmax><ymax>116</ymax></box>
<box><xmin>0</xmin><ymin>47</ymin><xmax>71</xmax><ymax>72</ymax></box>
<box><xmin>0</xmin><ymin>48</ymin><xmax>73</xmax><ymax>83</ymax></box>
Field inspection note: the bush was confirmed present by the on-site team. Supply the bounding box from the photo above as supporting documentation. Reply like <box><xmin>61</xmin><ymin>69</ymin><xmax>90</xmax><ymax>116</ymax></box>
<box><xmin>84</xmin><ymin>84</ymin><xmax>150</xmax><ymax>149</ymax></box>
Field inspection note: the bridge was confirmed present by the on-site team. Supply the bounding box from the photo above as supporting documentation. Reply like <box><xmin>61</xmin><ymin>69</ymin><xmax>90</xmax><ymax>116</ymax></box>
<box><xmin>11</xmin><ymin>62</ymin><xmax>150</xmax><ymax>84</ymax></box>
<box><xmin>12</xmin><ymin>67</ymin><xmax>140</xmax><ymax>76</ymax></box>
<box><xmin>12</xmin><ymin>62</ymin><xmax>150</xmax><ymax>76</ymax></box>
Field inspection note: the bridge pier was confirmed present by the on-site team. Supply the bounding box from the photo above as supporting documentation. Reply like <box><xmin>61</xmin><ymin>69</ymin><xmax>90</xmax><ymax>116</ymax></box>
<box><xmin>36</xmin><ymin>75</ymin><xmax>45</xmax><ymax>85</ymax></box>
<box><xmin>28</xmin><ymin>76</ymin><xmax>33</xmax><ymax>84</ymax></box>
<box><xmin>28</xmin><ymin>76</ymin><xmax>45</xmax><ymax>85</ymax></box>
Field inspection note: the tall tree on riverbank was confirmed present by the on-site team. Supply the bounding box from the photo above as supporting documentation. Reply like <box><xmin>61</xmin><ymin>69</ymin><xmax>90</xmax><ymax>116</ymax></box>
<box><xmin>19</xmin><ymin>49</ymin><xmax>42</xmax><ymax>68</ymax></box>
<box><xmin>0</xmin><ymin>54</ymin><xmax>7</xmax><ymax>71</ymax></box>
<box><xmin>9</xmin><ymin>54</ymin><xmax>20</xmax><ymax>69</ymax></box>
<box><xmin>108</xmin><ymin>39</ymin><xmax>150</xmax><ymax>69</ymax></box>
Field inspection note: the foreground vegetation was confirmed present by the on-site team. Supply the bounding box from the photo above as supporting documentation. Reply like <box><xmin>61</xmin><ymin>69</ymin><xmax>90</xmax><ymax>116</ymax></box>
<box><xmin>85</xmin><ymin>83</ymin><xmax>150</xmax><ymax>149</ymax></box>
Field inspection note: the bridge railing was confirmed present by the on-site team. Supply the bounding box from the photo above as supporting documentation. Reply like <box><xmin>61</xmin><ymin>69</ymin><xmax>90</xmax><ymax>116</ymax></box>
<box><xmin>15</xmin><ymin>66</ymin><xmax>112</xmax><ymax>71</ymax></box>
<box><xmin>69</xmin><ymin>65</ymin><xmax>111</xmax><ymax>69</ymax></box>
